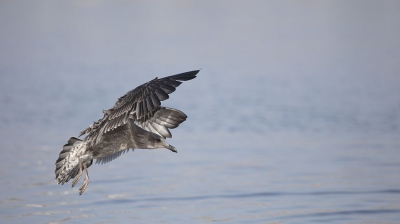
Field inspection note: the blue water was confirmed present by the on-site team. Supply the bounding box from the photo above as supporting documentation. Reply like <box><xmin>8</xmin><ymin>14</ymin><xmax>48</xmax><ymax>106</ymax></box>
<box><xmin>1</xmin><ymin>1</ymin><xmax>400</xmax><ymax>223</ymax></box>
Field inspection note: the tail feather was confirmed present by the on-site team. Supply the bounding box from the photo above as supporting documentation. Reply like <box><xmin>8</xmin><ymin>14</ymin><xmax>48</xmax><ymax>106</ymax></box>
<box><xmin>55</xmin><ymin>137</ymin><xmax>92</xmax><ymax>185</ymax></box>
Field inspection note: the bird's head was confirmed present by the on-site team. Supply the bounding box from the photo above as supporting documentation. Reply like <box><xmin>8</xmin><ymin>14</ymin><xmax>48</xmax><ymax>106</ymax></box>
<box><xmin>147</xmin><ymin>133</ymin><xmax>177</xmax><ymax>153</ymax></box>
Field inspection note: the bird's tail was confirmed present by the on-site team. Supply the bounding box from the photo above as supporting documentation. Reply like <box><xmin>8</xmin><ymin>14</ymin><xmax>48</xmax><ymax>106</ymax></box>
<box><xmin>55</xmin><ymin>137</ymin><xmax>92</xmax><ymax>185</ymax></box>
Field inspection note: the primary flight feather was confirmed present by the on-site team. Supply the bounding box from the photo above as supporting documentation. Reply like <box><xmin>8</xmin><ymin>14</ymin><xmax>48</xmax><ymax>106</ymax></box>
<box><xmin>55</xmin><ymin>70</ymin><xmax>199</xmax><ymax>195</ymax></box>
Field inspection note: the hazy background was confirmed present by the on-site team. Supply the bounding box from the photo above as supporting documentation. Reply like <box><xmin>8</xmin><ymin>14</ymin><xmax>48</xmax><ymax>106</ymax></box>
<box><xmin>1</xmin><ymin>1</ymin><xmax>399</xmax><ymax>223</ymax></box>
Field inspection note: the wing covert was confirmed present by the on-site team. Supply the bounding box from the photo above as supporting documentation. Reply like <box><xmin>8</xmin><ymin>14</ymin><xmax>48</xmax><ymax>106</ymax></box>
<box><xmin>81</xmin><ymin>70</ymin><xmax>199</xmax><ymax>144</ymax></box>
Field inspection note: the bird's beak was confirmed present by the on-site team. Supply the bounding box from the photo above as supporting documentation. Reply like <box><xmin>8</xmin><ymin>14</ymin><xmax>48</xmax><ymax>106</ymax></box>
<box><xmin>166</xmin><ymin>144</ymin><xmax>177</xmax><ymax>153</ymax></box>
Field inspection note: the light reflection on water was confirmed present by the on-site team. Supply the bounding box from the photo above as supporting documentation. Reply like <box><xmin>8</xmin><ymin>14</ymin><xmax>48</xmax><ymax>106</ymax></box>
<box><xmin>1</xmin><ymin>1</ymin><xmax>400</xmax><ymax>223</ymax></box>
<box><xmin>2</xmin><ymin>131</ymin><xmax>400</xmax><ymax>223</ymax></box>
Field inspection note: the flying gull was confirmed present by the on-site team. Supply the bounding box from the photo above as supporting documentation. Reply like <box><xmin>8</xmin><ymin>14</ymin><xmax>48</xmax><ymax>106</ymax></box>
<box><xmin>55</xmin><ymin>70</ymin><xmax>199</xmax><ymax>195</ymax></box>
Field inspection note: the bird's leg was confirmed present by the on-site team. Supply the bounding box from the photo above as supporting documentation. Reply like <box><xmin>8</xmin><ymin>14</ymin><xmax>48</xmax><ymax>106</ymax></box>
<box><xmin>72</xmin><ymin>158</ymin><xmax>83</xmax><ymax>188</ymax></box>
<box><xmin>79</xmin><ymin>161</ymin><xmax>90</xmax><ymax>195</ymax></box>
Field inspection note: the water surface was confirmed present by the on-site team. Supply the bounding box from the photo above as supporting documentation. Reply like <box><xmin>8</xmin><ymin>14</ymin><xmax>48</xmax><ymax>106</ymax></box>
<box><xmin>1</xmin><ymin>1</ymin><xmax>400</xmax><ymax>223</ymax></box>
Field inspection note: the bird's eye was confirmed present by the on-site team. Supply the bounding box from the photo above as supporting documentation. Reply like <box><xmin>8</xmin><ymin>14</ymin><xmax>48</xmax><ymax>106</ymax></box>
<box><xmin>157</xmin><ymin>139</ymin><xmax>161</xmax><ymax>142</ymax></box>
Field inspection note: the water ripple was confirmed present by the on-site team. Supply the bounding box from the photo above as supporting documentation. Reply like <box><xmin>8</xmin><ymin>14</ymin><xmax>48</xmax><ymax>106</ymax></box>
<box><xmin>96</xmin><ymin>189</ymin><xmax>400</xmax><ymax>204</ymax></box>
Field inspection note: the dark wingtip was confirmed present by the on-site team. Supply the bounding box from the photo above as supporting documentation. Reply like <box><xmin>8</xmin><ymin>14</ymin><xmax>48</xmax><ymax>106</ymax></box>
<box><xmin>172</xmin><ymin>70</ymin><xmax>200</xmax><ymax>81</ymax></box>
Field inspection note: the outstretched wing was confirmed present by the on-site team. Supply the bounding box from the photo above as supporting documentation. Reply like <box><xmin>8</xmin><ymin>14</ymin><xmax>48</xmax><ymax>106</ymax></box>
<box><xmin>133</xmin><ymin>106</ymin><xmax>188</xmax><ymax>138</ymax></box>
<box><xmin>80</xmin><ymin>70</ymin><xmax>199</xmax><ymax>144</ymax></box>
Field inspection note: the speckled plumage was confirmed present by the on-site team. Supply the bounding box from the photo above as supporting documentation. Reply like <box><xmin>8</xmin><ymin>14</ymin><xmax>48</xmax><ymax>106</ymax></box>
<box><xmin>55</xmin><ymin>70</ymin><xmax>199</xmax><ymax>195</ymax></box>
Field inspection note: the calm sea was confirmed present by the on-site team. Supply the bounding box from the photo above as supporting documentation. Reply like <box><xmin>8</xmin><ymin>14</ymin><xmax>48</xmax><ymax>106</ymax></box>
<box><xmin>1</xmin><ymin>1</ymin><xmax>399</xmax><ymax>223</ymax></box>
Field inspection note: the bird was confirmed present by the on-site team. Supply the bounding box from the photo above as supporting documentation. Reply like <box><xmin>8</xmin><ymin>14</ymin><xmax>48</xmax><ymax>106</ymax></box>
<box><xmin>55</xmin><ymin>70</ymin><xmax>199</xmax><ymax>195</ymax></box>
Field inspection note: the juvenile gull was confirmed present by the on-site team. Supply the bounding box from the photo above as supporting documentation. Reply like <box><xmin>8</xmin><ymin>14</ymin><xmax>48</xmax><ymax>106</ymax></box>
<box><xmin>55</xmin><ymin>70</ymin><xmax>199</xmax><ymax>195</ymax></box>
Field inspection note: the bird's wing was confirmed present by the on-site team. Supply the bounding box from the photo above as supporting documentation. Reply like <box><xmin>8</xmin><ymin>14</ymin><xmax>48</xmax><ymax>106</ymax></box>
<box><xmin>133</xmin><ymin>106</ymin><xmax>187</xmax><ymax>138</ymax></box>
<box><xmin>95</xmin><ymin>149</ymin><xmax>131</xmax><ymax>164</ymax></box>
<box><xmin>80</xmin><ymin>70</ymin><xmax>199</xmax><ymax>144</ymax></box>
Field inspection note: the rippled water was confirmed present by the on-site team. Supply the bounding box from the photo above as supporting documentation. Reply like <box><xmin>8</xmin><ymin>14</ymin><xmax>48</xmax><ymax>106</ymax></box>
<box><xmin>1</xmin><ymin>1</ymin><xmax>400</xmax><ymax>223</ymax></box>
